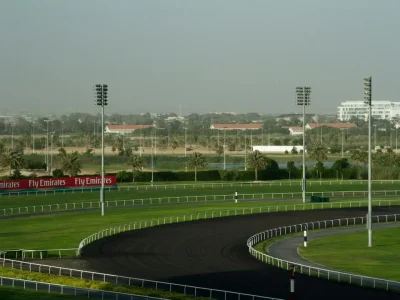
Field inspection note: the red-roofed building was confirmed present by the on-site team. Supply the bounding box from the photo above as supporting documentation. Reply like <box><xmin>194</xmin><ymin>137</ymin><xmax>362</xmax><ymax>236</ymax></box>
<box><xmin>306</xmin><ymin>123</ymin><xmax>357</xmax><ymax>130</ymax></box>
<box><xmin>210</xmin><ymin>123</ymin><xmax>262</xmax><ymax>130</ymax></box>
<box><xmin>105</xmin><ymin>124</ymin><xmax>155</xmax><ymax>134</ymax></box>
<box><xmin>288</xmin><ymin>127</ymin><xmax>304</xmax><ymax>136</ymax></box>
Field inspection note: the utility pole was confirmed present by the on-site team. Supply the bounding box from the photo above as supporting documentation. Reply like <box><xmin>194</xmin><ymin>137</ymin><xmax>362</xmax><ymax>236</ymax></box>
<box><xmin>341</xmin><ymin>129</ymin><xmax>344</xmax><ymax>158</ymax></box>
<box><xmin>244</xmin><ymin>129</ymin><xmax>247</xmax><ymax>171</ymax></box>
<box><xmin>296</xmin><ymin>86</ymin><xmax>311</xmax><ymax>204</ymax></box>
<box><xmin>44</xmin><ymin>119</ymin><xmax>51</xmax><ymax>173</ymax></box>
<box><xmin>364</xmin><ymin>76</ymin><xmax>373</xmax><ymax>247</ymax></box>
<box><xmin>31</xmin><ymin>123</ymin><xmax>35</xmax><ymax>153</ymax></box>
<box><xmin>61</xmin><ymin>121</ymin><xmax>64</xmax><ymax>148</ymax></box>
<box><xmin>10</xmin><ymin>124</ymin><xmax>14</xmax><ymax>150</ymax></box>
<box><xmin>94</xmin><ymin>84</ymin><xmax>108</xmax><ymax>217</ymax></box>
<box><xmin>223</xmin><ymin>127</ymin><xmax>227</xmax><ymax>170</ymax></box>
<box><xmin>184</xmin><ymin>123</ymin><xmax>187</xmax><ymax>157</ymax></box>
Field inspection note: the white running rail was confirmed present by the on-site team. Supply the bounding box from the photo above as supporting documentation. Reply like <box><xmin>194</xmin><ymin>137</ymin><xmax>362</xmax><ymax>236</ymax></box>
<box><xmin>1</xmin><ymin>179</ymin><xmax>400</xmax><ymax>197</ymax></box>
<box><xmin>0</xmin><ymin>275</ymin><xmax>168</xmax><ymax>300</ymax></box>
<box><xmin>0</xmin><ymin>259</ymin><xmax>283</xmax><ymax>300</ymax></box>
<box><xmin>247</xmin><ymin>214</ymin><xmax>400</xmax><ymax>292</ymax></box>
<box><xmin>3</xmin><ymin>190</ymin><xmax>400</xmax><ymax>216</ymax></box>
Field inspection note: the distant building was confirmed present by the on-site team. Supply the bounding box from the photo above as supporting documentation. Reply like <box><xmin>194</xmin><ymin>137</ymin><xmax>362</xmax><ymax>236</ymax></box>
<box><xmin>306</xmin><ymin>122</ymin><xmax>357</xmax><ymax>130</ymax></box>
<box><xmin>252</xmin><ymin>145</ymin><xmax>305</xmax><ymax>153</ymax></box>
<box><xmin>105</xmin><ymin>124</ymin><xmax>155</xmax><ymax>134</ymax></box>
<box><xmin>337</xmin><ymin>101</ymin><xmax>400</xmax><ymax>121</ymax></box>
<box><xmin>287</xmin><ymin>126</ymin><xmax>304</xmax><ymax>136</ymax></box>
<box><xmin>165</xmin><ymin>116</ymin><xmax>185</xmax><ymax>122</ymax></box>
<box><xmin>210</xmin><ymin>123</ymin><xmax>262</xmax><ymax>130</ymax></box>
<box><xmin>276</xmin><ymin>113</ymin><xmax>317</xmax><ymax>122</ymax></box>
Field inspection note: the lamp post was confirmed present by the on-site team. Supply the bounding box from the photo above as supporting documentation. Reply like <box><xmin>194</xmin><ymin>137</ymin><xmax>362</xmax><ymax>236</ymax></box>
<box><xmin>31</xmin><ymin>123</ymin><xmax>35</xmax><ymax>153</ymax></box>
<box><xmin>364</xmin><ymin>76</ymin><xmax>373</xmax><ymax>247</ymax></box>
<box><xmin>61</xmin><ymin>121</ymin><xmax>64</xmax><ymax>148</ymax></box>
<box><xmin>151</xmin><ymin>127</ymin><xmax>154</xmax><ymax>185</ymax></box>
<box><xmin>296</xmin><ymin>86</ymin><xmax>311</xmax><ymax>204</ymax></box>
<box><xmin>94</xmin><ymin>84</ymin><xmax>108</xmax><ymax>217</ymax></box>
<box><xmin>341</xmin><ymin>129</ymin><xmax>345</xmax><ymax>158</ymax></box>
<box><xmin>44</xmin><ymin>119</ymin><xmax>51</xmax><ymax>173</ymax></box>
<box><xmin>184</xmin><ymin>123</ymin><xmax>188</xmax><ymax>157</ymax></box>
<box><xmin>244</xmin><ymin>129</ymin><xmax>247</xmax><ymax>171</ymax></box>
<box><xmin>10</xmin><ymin>124</ymin><xmax>14</xmax><ymax>150</ymax></box>
<box><xmin>223</xmin><ymin>126</ymin><xmax>227</xmax><ymax>170</ymax></box>
<box><xmin>154</xmin><ymin>124</ymin><xmax>157</xmax><ymax>155</ymax></box>
<box><xmin>50</xmin><ymin>131</ymin><xmax>55</xmax><ymax>173</ymax></box>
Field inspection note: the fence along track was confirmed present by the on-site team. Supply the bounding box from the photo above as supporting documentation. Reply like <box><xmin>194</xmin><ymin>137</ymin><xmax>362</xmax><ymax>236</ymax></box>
<box><xmin>0</xmin><ymin>259</ymin><xmax>283</xmax><ymax>300</ymax></box>
<box><xmin>0</xmin><ymin>275</ymin><xmax>168</xmax><ymax>300</ymax></box>
<box><xmin>3</xmin><ymin>189</ymin><xmax>400</xmax><ymax>216</ymax></box>
<box><xmin>2</xmin><ymin>199</ymin><xmax>400</xmax><ymax>260</ymax></box>
<box><xmin>1</xmin><ymin>179</ymin><xmax>400</xmax><ymax>198</ymax></box>
<box><xmin>247</xmin><ymin>214</ymin><xmax>400</xmax><ymax>292</ymax></box>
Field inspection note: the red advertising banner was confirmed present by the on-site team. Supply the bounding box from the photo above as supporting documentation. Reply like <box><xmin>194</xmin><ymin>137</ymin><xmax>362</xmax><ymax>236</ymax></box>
<box><xmin>0</xmin><ymin>176</ymin><xmax>117</xmax><ymax>191</ymax></box>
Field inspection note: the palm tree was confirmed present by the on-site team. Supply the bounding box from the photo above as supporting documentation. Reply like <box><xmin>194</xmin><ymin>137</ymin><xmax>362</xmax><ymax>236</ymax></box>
<box><xmin>332</xmin><ymin>158</ymin><xmax>350</xmax><ymax>180</ymax></box>
<box><xmin>126</xmin><ymin>153</ymin><xmax>145</xmax><ymax>182</ymax></box>
<box><xmin>58</xmin><ymin>150</ymin><xmax>82</xmax><ymax>176</ymax></box>
<box><xmin>188</xmin><ymin>152</ymin><xmax>207</xmax><ymax>182</ymax></box>
<box><xmin>248</xmin><ymin>150</ymin><xmax>266</xmax><ymax>181</ymax></box>
<box><xmin>0</xmin><ymin>149</ymin><xmax>25</xmax><ymax>176</ymax></box>
<box><xmin>308</xmin><ymin>146</ymin><xmax>328</xmax><ymax>163</ymax></box>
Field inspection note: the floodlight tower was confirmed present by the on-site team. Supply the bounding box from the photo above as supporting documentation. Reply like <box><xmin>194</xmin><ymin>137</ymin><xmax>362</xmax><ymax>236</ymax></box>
<box><xmin>296</xmin><ymin>86</ymin><xmax>311</xmax><ymax>203</ymax></box>
<box><xmin>94</xmin><ymin>84</ymin><xmax>108</xmax><ymax>216</ymax></box>
<box><xmin>364</xmin><ymin>76</ymin><xmax>372</xmax><ymax>247</ymax></box>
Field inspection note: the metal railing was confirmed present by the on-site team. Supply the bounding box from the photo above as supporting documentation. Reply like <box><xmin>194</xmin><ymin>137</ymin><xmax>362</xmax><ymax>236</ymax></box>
<box><xmin>247</xmin><ymin>214</ymin><xmax>400</xmax><ymax>292</ymax></box>
<box><xmin>3</xmin><ymin>199</ymin><xmax>400</xmax><ymax>262</ymax></box>
<box><xmin>77</xmin><ymin>199</ymin><xmax>400</xmax><ymax>255</ymax></box>
<box><xmin>0</xmin><ymin>259</ymin><xmax>283</xmax><ymax>300</ymax></box>
<box><xmin>1</xmin><ymin>179</ymin><xmax>400</xmax><ymax>197</ymax></box>
<box><xmin>3</xmin><ymin>189</ymin><xmax>400</xmax><ymax>216</ymax></box>
<box><xmin>0</xmin><ymin>248</ymin><xmax>78</xmax><ymax>260</ymax></box>
<box><xmin>0</xmin><ymin>275</ymin><xmax>168</xmax><ymax>300</ymax></box>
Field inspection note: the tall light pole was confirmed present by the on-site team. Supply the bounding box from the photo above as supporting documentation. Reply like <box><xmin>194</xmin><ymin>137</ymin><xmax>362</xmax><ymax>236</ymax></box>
<box><xmin>341</xmin><ymin>129</ymin><xmax>345</xmax><ymax>158</ymax></box>
<box><xmin>223</xmin><ymin>127</ymin><xmax>227</xmax><ymax>170</ymax></box>
<box><xmin>10</xmin><ymin>124</ymin><xmax>14</xmax><ymax>150</ymax></box>
<box><xmin>44</xmin><ymin>119</ymin><xmax>51</xmax><ymax>172</ymax></box>
<box><xmin>154</xmin><ymin>124</ymin><xmax>157</xmax><ymax>155</ymax></box>
<box><xmin>94</xmin><ymin>84</ymin><xmax>108</xmax><ymax>217</ymax></box>
<box><xmin>244</xmin><ymin>129</ymin><xmax>247</xmax><ymax>171</ymax></box>
<box><xmin>31</xmin><ymin>123</ymin><xmax>35</xmax><ymax>153</ymax></box>
<box><xmin>151</xmin><ymin>127</ymin><xmax>154</xmax><ymax>185</ymax></box>
<box><xmin>61</xmin><ymin>121</ymin><xmax>64</xmax><ymax>148</ymax></box>
<box><xmin>364</xmin><ymin>76</ymin><xmax>373</xmax><ymax>247</ymax></box>
<box><xmin>50</xmin><ymin>131</ymin><xmax>54</xmax><ymax>173</ymax></box>
<box><xmin>296</xmin><ymin>86</ymin><xmax>311</xmax><ymax>204</ymax></box>
<box><xmin>184</xmin><ymin>123</ymin><xmax>188</xmax><ymax>157</ymax></box>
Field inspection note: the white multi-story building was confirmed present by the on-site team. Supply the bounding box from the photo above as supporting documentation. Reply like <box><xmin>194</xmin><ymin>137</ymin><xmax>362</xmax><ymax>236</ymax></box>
<box><xmin>337</xmin><ymin>101</ymin><xmax>400</xmax><ymax>121</ymax></box>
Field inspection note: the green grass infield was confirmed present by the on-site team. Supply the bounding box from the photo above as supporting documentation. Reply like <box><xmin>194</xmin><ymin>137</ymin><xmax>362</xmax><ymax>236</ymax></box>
<box><xmin>299</xmin><ymin>226</ymin><xmax>400</xmax><ymax>281</ymax></box>
<box><xmin>1</xmin><ymin>181</ymin><xmax>400</xmax><ymax>209</ymax></box>
<box><xmin>1</xmin><ymin>199</ymin><xmax>399</xmax><ymax>251</ymax></box>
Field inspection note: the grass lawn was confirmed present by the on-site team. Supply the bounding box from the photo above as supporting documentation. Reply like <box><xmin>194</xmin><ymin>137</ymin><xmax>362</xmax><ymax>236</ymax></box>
<box><xmin>1</xmin><ymin>182</ymin><xmax>399</xmax><ymax>209</ymax></box>
<box><xmin>0</xmin><ymin>286</ymin><xmax>89</xmax><ymax>300</ymax></box>
<box><xmin>0</xmin><ymin>201</ymin><xmax>310</xmax><ymax>250</ymax></box>
<box><xmin>299</xmin><ymin>227</ymin><xmax>400</xmax><ymax>281</ymax></box>
<box><xmin>1</xmin><ymin>199</ymin><xmax>397</xmax><ymax>251</ymax></box>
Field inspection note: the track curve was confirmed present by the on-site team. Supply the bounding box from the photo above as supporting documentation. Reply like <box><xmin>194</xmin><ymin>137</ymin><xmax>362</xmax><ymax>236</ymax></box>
<box><xmin>81</xmin><ymin>206</ymin><xmax>400</xmax><ymax>300</ymax></box>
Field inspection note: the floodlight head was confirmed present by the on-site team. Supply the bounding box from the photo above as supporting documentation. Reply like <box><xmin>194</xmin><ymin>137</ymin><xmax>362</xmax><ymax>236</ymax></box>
<box><xmin>296</xmin><ymin>86</ymin><xmax>311</xmax><ymax>106</ymax></box>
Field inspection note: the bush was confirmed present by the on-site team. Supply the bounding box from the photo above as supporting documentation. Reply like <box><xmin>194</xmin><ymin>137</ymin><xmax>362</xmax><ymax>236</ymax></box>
<box><xmin>52</xmin><ymin>169</ymin><xmax>64</xmax><ymax>178</ymax></box>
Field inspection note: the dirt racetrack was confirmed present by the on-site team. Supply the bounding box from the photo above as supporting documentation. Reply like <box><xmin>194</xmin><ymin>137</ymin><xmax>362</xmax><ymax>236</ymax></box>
<box><xmin>80</xmin><ymin>206</ymin><xmax>400</xmax><ymax>300</ymax></box>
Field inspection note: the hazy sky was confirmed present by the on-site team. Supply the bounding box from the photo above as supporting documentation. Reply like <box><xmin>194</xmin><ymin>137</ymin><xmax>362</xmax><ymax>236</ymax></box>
<box><xmin>1</xmin><ymin>1</ymin><xmax>400</xmax><ymax>116</ymax></box>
